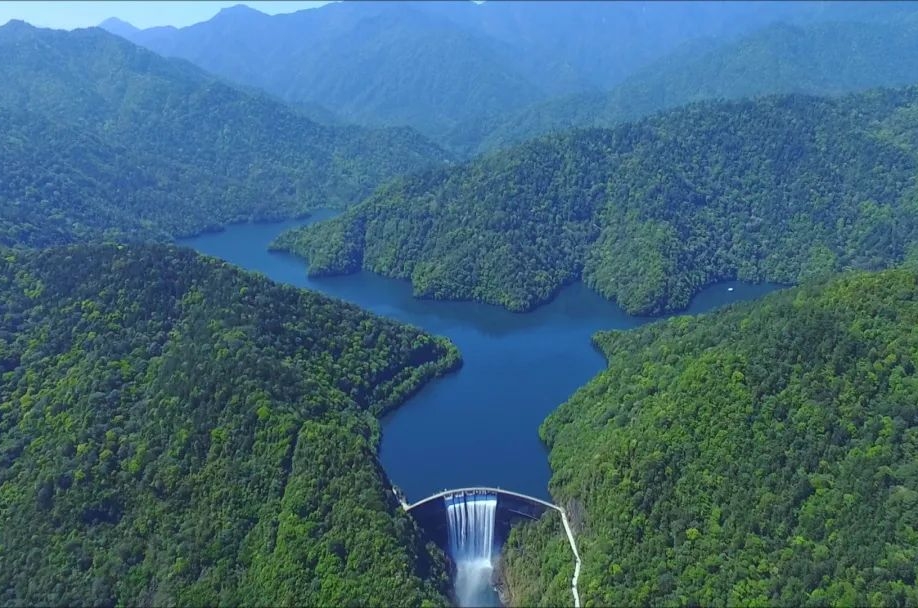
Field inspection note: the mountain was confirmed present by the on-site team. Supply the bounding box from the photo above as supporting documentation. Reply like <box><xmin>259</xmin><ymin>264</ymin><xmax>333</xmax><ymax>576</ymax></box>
<box><xmin>422</xmin><ymin>0</ymin><xmax>798</xmax><ymax>89</ymax></box>
<box><xmin>0</xmin><ymin>21</ymin><xmax>448</xmax><ymax>249</ymax></box>
<box><xmin>504</xmin><ymin>268</ymin><xmax>918</xmax><ymax>606</ymax></box>
<box><xmin>106</xmin><ymin>2</ymin><xmax>555</xmax><ymax>151</ymax></box>
<box><xmin>0</xmin><ymin>242</ymin><xmax>460</xmax><ymax>606</ymax></box>
<box><xmin>480</xmin><ymin>17</ymin><xmax>918</xmax><ymax>153</ymax></box>
<box><xmin>274</xmin><ymin>87</ymin><xmax>918</xmax><ymax>316</ymax></box>
<box><xmin>103</xmin><ymin>1</ymin><xmax>914</xmax><ymax>154</ymax></box>
<box><xmin>97</xmin><ymin>17</ymin><xmax>138</xmax><ymax>38</ymax></box>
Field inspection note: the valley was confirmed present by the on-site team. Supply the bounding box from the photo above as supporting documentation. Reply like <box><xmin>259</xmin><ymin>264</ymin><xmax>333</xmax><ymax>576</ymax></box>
<box><xmin>3</xmin><ymin>2</ymin><xmax>918</xmax><ymax>606</ymax></box>
<box><xmin>181</xmin><ymin>213</ymin><xmax>781</xmax><ymax>502</ymax></box>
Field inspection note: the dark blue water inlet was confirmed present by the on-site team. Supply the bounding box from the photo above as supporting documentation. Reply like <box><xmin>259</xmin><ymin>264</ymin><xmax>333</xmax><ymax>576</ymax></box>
<box><xmin>179</xmin><ymin>210</ymin><xmax>782</xmax><ymax>503</ymax></box>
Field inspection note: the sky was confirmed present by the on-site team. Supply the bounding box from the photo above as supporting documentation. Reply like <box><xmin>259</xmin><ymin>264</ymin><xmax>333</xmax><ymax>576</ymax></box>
<box><xmin>0</xmin><ymin>1</ymin><xmax>333</xmax><ymax>31</ymax></box>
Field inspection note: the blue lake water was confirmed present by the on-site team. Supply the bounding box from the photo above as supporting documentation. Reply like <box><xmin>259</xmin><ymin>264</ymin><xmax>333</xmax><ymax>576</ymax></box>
<box><xmin>179</xmin><ymin>210</ymin><xmax>781</xmax><ymax>503</ymax></box>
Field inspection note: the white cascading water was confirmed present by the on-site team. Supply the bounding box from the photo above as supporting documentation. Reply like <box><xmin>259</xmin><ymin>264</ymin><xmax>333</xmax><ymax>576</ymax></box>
<box><xmin>445</xmin><ymin>493</ymin><xmax>499</xmax><ymax>607</ymax></box>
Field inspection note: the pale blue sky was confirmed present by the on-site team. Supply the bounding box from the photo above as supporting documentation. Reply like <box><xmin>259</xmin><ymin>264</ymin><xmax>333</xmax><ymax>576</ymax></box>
<box><xmin>0</xmin><ymin>1</ymin><xmax>333</xmax><ymax>30</ymax></box>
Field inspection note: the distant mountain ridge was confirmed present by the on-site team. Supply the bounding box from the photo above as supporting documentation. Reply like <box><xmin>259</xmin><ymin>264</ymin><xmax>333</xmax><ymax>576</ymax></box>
<box><xmin>480</xmin><ymin>17</ymin><xmax>918</xmax><ymax>153</ymax></box>
<box><xmin>97</xmin><ymin>17</ymin><xmax>138</xmax><ymax>37</ymax></box>
<box><xmin>104</xmin><ymin>2</ymin><xmax>555</xmax><ymax>152</ymax></box>
<box><xmin>101</xmin><ymin>0</ymin><xmax>917</xmax><ymax>154</ymax></box>
<box><xmin>0</xmin><ymin>21</ymin><xmax>448</xmax><ymax>249</ymax></box>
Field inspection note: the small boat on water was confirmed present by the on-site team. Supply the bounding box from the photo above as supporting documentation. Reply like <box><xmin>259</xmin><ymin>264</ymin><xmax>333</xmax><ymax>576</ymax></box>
<box><xmin>727</xmin><ymin>287</ymin><xmax>735</xmax><ymax>292</ymax></box>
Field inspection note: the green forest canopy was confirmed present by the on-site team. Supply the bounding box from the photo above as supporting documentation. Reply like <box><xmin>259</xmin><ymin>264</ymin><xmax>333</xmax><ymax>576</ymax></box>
<box><xmin>0</xmin><ymin>243</ymin><xmax>460</xmax><ymax>606</ymax></box>
<box><xmin>6</xmin><ymin>8</ymin><xmax>918</xmax><ymax>608</ymax></box>
<box><xmin>478</xmin><ymin>18</ymin><xmax>918</xmax><ymax>153</ymax></box>
<box><xmin>0</xmin><ymin>21</ymin><xmax>448</xmax><ymax>250</ymax></box>
<box><xmin>504</xmin><ymin>268</ymin><xmax>918</xmax><ymax>606</ymax></box>
<box><xmin>112</xmin><ymin>1</ymin><xmax>918</xmax><ymax>156</ymax></box>
<box><xmin>276</xmin><ymin>86</ymin><xmax>918</xmax><ymax>316</ymax></box>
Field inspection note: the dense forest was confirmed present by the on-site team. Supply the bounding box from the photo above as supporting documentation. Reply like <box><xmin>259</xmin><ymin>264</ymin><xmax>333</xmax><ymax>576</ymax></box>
<box><xmin>111</xmin><ymin>2</ymin><xmax>560</xmax><ymax>151</ymax></box>
<box><xmin>481</xmin><ymin>17</ymin><xmax>918</xmax><ymax>153</ymax></box>
<box><xmin>9</xmin><ymin>4</ymin><xmax>918</xmax><ymax>606</ymax></box>
<box><xmin>0</xmin><ymin>21</ymin><xmax>448</xmax><ymax>249</ymax></box>
<box><xmin>504</xmin><ymin>268</ymin><xmax>918</xmax><ymax>606</ymax></box>
<box><xmin>277</xmin><ymin>86</ymin><xmax>918</xmax><ymax>315</ymax></box>
<box><xmin>109</xmin><ymin>1</ymin><xmax>911</xmax><ymax>154</ymax></box>
<box><xmin>499</xmin><ymin>513</ymin><xmax>573</xmax><ymax>608</ymax></box>
<box><xmin>0</xmin><ymin>244</ymin><xmax>460</xmax><ymax>606</ymax></box>
<box><xmin>127</xmin><ymin>3</ymin><xmax>551</xmax><ymax>151</ymax></box>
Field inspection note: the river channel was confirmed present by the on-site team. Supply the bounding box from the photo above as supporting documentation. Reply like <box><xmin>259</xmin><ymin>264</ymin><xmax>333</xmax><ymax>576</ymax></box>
<box><xmin>180</xmin><ymin>210</ymin><xmax>780</xmax><ymax>503</ymax></box>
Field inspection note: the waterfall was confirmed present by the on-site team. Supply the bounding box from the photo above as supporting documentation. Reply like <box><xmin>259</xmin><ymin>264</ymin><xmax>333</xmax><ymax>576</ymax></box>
<box><xmin>445</xmin><ymin>493</ymin><xmax>499</xmax><ymax>607</ymax></box>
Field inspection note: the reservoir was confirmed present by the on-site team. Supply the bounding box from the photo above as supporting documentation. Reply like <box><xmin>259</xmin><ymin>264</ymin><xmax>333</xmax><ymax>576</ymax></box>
<box><xmin>180</xmin><ymin>210</ymin><xmax>780</xmax><ymax>503</ymax></box>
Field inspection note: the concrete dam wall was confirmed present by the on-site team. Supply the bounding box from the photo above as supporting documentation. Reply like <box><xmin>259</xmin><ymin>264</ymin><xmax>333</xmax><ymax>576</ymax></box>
<box><xmin>406</xmin><ymin>487</ymin><xmax>552</xmax><ymax>551</ymax></box>
<box><xmin>402</xmin><ymin>487</ymin><xmax>582</xmax><ymax>607</ymax></box>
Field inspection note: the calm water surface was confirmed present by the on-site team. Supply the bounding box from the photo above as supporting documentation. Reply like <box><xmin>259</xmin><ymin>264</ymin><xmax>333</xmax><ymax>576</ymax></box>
<box><xmin>180</xmin><ymin>210</ymin><xmax>781</xmax><ymax>503</ymax></box>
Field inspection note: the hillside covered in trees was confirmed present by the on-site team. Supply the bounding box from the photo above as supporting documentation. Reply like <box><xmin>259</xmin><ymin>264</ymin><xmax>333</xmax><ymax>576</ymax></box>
<box><xmin>108</xmin><ymin>1</ymin><xmax>918</xmax><ymax>155</ymax></box>
<box><xmin>479</xmin><ymin>17</ymin><xmax>918</xmax><ymax>153</ymax></box>
<box><xmin>504</xmin><ymin>268</ymin><xmax>918</xmax><ymax>606</ymax></box>
<box><xmin>277</xmin><ymin>87</ymin><xmax>918</xmax><ymax>315</ymax></box>
<box><xmin>0</xmin><ymin>244</ymin><xmax>460</xmax><ymax>606</ymax></box>
<box><xmin>0</xmin><ymin>21</ymin><xmax>448</xmax><ymax>249</ymax></box>
<box><xmin>104</xmin><ymin>0</ymin><xmax>794</xmax><ymax>153</ymax></box>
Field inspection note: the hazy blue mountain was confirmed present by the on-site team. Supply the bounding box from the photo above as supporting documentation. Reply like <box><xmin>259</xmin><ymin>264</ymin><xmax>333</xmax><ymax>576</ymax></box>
<box><xmin>97</xmin><ymin>17</ymin><xmax>139</xmax><ymax>37</ymax></box>
<box><xmin>0</xmin><ymin>21</ymin><xmax>448</xmax><ymax>248</ymax></box>
<box><xmin>104</xmin><ymin>2</ymin><xmax>553</xmax><ymax>151</ymax></box>
<box><xmin>103</xmin><ymin>1</ymin><xmax>917</xmax><ymax>154</ymax></box>
<box><xmin>479</xmin><ymin>15</ymin><xmax>918</xmax><ymax>152</ymax></box>
<box><xmin>419</xmin><ymin>0</ymin><xmax>796</xmax><ymax>88</ymax></box>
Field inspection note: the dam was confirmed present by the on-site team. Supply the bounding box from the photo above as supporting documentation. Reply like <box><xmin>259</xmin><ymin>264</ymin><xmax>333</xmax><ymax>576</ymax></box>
<box><xmin>401</xmin><ymin>487</ymin><xmax>581</xmax><ymax>607</ymax></box>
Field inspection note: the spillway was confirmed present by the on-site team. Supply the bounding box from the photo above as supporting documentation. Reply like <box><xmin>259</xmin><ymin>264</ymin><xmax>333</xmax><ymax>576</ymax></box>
<box><xmin>445</xmin><ymin>493</ymin><xmax>498</xmax><ymax>607</ymax></box>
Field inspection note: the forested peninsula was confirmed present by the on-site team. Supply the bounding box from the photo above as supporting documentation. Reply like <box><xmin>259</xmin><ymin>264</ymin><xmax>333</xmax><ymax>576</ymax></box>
<box><xmin>0</xmin><ymin>21</ymin><xmax>448</xmax><ymax>249</ymax></box>
<box><xmin>276</xmin><ymin>86</ymin><xmax>918</xmax><ymax>315</ymax></box>
<box><xmin>0</xmin><ymin>244</ymin><xmax>459</xmax><ymax>606</ymax></box>
<box><xmin>504</xmin><ymin>268</ymin><xmax>918</xmax><ymax>606</ymax></box>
